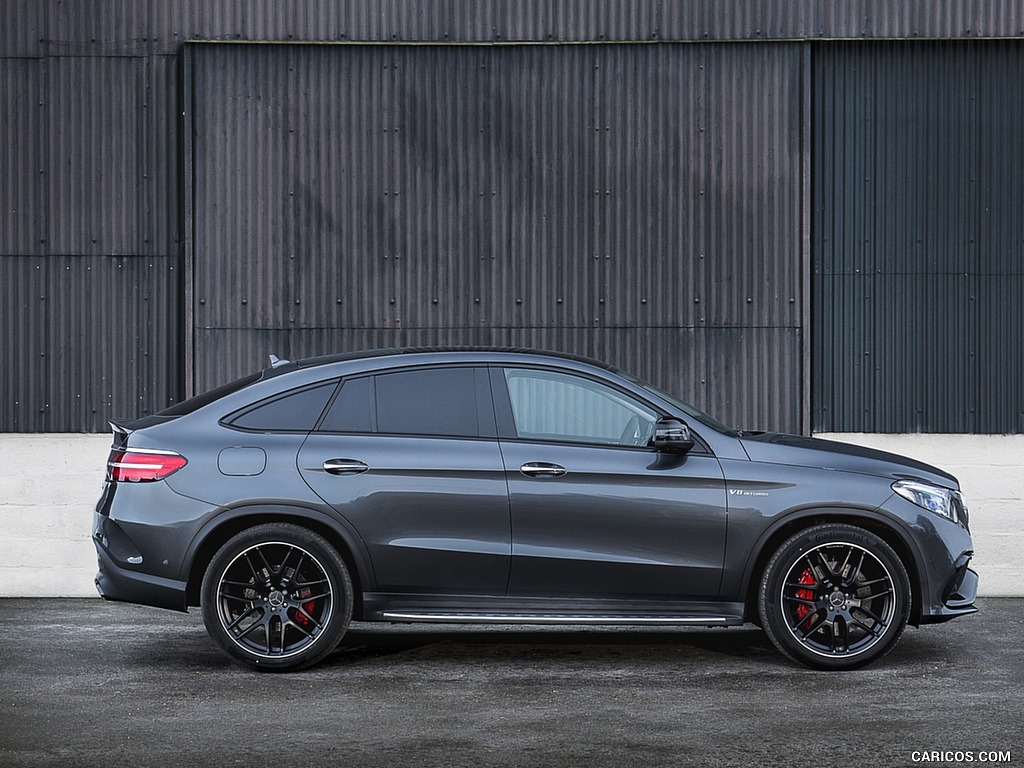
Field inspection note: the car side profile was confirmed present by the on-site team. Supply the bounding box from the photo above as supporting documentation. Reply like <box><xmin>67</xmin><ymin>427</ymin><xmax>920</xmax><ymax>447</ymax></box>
<box><xmin>94</xmin><ymin>348</ymin><xmax>978</xmax><ymax>671</ymax></box>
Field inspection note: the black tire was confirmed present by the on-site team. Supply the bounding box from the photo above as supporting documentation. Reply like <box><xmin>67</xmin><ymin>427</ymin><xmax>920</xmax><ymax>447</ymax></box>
<box><xmin>759</xmin><ymin>523</ymin><xmax>911</xmax><ymax>670</ymax></box>
<box><xmin>200</xmin><ymin>523</ymin><xmax>353</xmax><ymax>671</ymax></box>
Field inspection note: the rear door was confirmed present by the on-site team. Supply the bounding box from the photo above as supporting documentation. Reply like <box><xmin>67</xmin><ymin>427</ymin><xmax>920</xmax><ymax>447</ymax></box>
<box><xmin>494</xmin><ymin>366</ymin><xmax>728</xmax><ymax>600</ymax></box>
<box><xmin>298</xmin><ymin>366</ymin><xmax>511</xmax><ymax>595</ymax></box>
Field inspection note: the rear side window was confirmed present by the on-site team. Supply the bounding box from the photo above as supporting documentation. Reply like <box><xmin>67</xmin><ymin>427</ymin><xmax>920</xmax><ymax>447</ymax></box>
<box><xmin>375</xmin><ymin>368</ymin><xmax>480</xmax><ymax>437</ymax></box>
<box><xmin>228</xmin><ymin>381</ymin><xmax>338</xmax><ymax>432</ymax></box>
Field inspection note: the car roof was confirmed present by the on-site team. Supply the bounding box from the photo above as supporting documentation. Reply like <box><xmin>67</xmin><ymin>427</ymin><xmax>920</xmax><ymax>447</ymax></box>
<box><xmin>292</xmin><ymin>346</ymin><xmax>618</xmax><ymax>373</ymax></box>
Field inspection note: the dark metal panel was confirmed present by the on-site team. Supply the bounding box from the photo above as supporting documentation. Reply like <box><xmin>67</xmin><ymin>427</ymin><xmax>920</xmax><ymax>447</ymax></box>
<box><xmin>6</xmin><ymin>0</ymin><xmax>1024</xmax><ymax>58</ymax></box>
<box><xmin>697</xmin><ymin>43</ymin><xmax>802</xmax><ymax>329</ymax></box>
<box><xmin>815</xmin><ymin>274</ymin><xmax>1024</xmax><ymax>434</ymax></box>
<box><xmin>0</xmin><ymin>256</ymin><xmax>180</xmax><ymax>432</ymax></box>
<box><xmin>189</xmin><ymin>43</ymin><xmax>801</xmax><ymax>332</ymax></box>
<box><xmin>0</xmin><ymin>58</ymin><xmax>45</xmax><ymax>255</ymax></box>
<box><xmin>45</xmin><ymin>55</ymin><xmax>178</xmax><ymax>256</ymax></box>
<box><xmin>0</xmin><ymin>0</ymin><xmax>45</xmax><ymax>57</ymax></box>
<box><xmin>190</xmin><ymin>42</ymin><xmax>805</xmax><ymax>432</ymax></box>
<box><xmin>813</xmin><ymin>41</ymin><xmax>1024</xmax><ymax>434</ymax></box>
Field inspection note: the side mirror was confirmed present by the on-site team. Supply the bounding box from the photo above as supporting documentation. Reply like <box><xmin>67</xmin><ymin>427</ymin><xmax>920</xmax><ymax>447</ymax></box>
<box><xmin>652</xmin><ymin>417</ymin><xmax>695</xmax><ymax>453</ymax></box>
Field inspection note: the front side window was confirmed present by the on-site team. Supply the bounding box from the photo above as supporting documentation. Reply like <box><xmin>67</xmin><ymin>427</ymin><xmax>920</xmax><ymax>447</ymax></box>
<box><xmin>503</xmin><ymin>368</ymin><xmax>657</xmax><ymax>447</ymax></box>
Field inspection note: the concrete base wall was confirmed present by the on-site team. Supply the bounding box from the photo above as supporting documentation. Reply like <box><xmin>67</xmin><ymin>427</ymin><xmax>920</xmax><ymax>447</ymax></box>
<box><xmin>1</xmin><ymin>433</ymin><xmax>1019</xmax><ymax>597</ymax></box>
<box><xmin>0</xmin><ymin>434</ymin><xmax>112</xmax><ymax>597</ymax></box>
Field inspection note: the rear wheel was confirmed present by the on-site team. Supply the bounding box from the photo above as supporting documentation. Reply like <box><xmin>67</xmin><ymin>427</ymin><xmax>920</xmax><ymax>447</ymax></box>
<box><xmin>759</xmin><ymin>523</ymin><xmax>910</xmax><ymax>670</ymax></box>
<box><xmin>201</xmin><ymin>523</ymin><xmax>353</xmax><ymax>671</ymax></box>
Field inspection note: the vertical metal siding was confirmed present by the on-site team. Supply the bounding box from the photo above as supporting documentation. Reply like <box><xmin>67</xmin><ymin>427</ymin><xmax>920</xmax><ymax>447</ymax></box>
<box><xmin>45</xmin><ymin>55</ymin><xmax>177</xmax><ymax>257</ymax></box>
<box><xmin>6</xmin><ymin>4</ymin><xmax>1024</xmax><ymax>436</ymax></box>
<box><xmin>190</xmin><ymin>42</ymin><xmax>804</xmax><ymax>431</ymax></box>
<box><xmin>0</xmin><ymin>0</ymin><xmax>44</xmax><ymax>57</ymax></box>
<box><xmin>0</xmin><ymin>49</ymin><xmax>181</xmax><ymax>431</ymax></box>
<box><xmin>0</xmin><ymin>58</ymin><xmax>45</xmax><ymax>256</ymax></box>
<box><xmin>15</xmin><ymin>1</ymin><xmax>1024</xmax><ymax>58</ymax></box>
<box><xmin>0</xmin><ymin>256</ymin><xmax>180</xmax><ymax>432</ymax></box>
<box><xmin>813</xmin><ymin>41</ymin><xmax>1024</xmax><ymax>434</ymax></box>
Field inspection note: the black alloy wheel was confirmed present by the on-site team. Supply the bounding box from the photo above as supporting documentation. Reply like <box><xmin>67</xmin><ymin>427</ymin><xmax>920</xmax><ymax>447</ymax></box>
<box><xmin>759</xmin><ymin>523</ymin><xmax>911</xmax><ymax>670</ymax></box>
<box><xmin>201</xmin><ymin>523</ymin><xmax>353</xmax><ymax>671</ymax></box>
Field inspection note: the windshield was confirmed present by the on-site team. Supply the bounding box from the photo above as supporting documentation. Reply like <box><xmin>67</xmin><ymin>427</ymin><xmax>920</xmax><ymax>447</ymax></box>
<box><xmin>620</xmin><ymin>373</ymin><xmax>739</xmax><ymax>437</ymax></box>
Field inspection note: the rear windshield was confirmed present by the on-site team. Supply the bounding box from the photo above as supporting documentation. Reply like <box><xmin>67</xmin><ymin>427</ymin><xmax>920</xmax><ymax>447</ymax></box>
<box><xmin>158</xmin><ymin>372</ymin><xmax>264</xmax><ymax>417</ymax></box>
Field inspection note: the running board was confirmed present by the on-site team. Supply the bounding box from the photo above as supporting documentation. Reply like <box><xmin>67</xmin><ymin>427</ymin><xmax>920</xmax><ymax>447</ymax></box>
<box><xmin>380</xmin><ymin>612</ymin><xmax>740</xmax><ymax>626</ymax></box>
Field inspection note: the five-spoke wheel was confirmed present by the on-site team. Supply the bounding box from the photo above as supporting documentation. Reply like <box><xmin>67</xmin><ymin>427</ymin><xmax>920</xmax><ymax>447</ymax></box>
<box><xmin>759</xmin><ymin>523</ymin><xmax>911</xmax><ymax>670</ymax></box>
<box><xmin>201</xmin><ymin>523</ymin><xmax>353</xmax><ymax>671</ymax></box>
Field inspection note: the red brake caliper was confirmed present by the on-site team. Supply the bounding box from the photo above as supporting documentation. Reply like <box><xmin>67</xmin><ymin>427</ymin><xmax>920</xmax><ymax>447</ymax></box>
<box><xmin>795</xmin><ymin>568</ymin><xmax>816</xmax><ymax>623</ymax></box>
<box><xmin>295</xmin><ymin>589</ymin><xmax>315</xmax><ymax>626</ymax></box>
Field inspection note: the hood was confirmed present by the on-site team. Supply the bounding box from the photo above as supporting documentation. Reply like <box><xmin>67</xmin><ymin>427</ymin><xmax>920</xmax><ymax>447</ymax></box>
<box><xmin>739</xmin><ymin>432</ymin><xmax>958</xmax><ymax>488</ymax></box>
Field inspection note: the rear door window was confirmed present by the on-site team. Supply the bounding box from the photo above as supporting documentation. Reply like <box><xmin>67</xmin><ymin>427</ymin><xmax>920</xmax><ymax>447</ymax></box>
<box><xmin>317</xmin><ymin>376</ymin><xmax>375</xmax><ymax>433</ymax></box>
<box><xmin>318</xmin><ymin>366</ymin><xmax>494</xmax><ymax>438</ymax></box>
<box><xmin>375</xmin><ymin>368</ymin><xmax>482</xmax><ymax>437</ymax></box>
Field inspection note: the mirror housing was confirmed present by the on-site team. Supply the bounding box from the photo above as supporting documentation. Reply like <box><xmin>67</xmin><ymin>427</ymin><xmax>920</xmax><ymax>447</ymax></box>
<box><xmin>652</xmin><ymin>417</ymin><xmax>695</xmax><ymax>453</ymax></box>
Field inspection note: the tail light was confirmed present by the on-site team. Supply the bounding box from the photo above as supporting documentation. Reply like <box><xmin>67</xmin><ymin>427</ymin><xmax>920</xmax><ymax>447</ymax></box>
<box><xmin>107</xmin><ymin>449</ymin><xmax>188</xmax><ymax>482</ymax></box>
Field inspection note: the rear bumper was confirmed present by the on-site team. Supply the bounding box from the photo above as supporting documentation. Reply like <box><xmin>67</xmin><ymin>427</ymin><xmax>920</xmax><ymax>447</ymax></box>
<box><xmin>94</xmin><ymin>530</ymin><xmax>188</xmax><ymax>612</ymax></box>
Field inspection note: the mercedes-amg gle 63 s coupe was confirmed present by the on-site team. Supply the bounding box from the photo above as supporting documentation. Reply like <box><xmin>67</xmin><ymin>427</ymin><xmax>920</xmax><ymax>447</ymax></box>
<box><xmin>94</xmin><ymin>348</ymin><xmax>977</xmax><ymax>671</ymax></box>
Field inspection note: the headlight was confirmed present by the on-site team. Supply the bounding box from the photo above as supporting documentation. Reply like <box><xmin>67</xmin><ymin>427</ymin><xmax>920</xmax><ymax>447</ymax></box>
<box><xmin>892</xmin><ymin>479</ymin><xmax>969</xmax><ymax>528</ymax></box>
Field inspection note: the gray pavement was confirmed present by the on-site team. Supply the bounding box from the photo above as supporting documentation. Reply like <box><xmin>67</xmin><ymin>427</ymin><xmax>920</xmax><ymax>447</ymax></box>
<box><xmin>0</xmin><ymin>598</ymin><xmax>1021</xmax><ymax>767</ymax></box>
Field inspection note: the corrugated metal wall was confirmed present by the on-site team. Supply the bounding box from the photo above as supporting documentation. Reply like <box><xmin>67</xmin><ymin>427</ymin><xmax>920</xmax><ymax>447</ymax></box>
<box><xmin>813</xmin><ymin>41</ymin><xmax>1024</xmax><ymax>433</ymax></box>
<box><xmin>188</xmin><ymin>43</ymin><xmax>805</xmax><ymax>432</ymax></box>
<box><xmin>8</xmin><ymin>2</ymin><xmax>1024</xmax><ymax>434</ymax></box>
<box><xmin>0</xmin><ymin>47</ymin><xmax>181</xmax><ymax>432</ymax></box>
<box><xmin>9</xmin><ymin>1</ymin><xmax>1024</xmax><ymax>57</ymax></box>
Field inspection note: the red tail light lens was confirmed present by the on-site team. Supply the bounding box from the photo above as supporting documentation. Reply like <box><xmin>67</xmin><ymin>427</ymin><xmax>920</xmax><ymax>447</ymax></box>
<box><xmin>107</xmin><ymin>449</ymin><xmax>188</xmax><ymax>482</ymax></box>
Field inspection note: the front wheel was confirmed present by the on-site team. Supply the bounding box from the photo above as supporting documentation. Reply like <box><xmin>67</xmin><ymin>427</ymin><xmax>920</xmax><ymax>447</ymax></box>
<box><xmin>201</xmin><ymin>523</ymin><xmax>353</xmax><ymax>671</ymax></box>
<box><xmin>759</xmin><ymin>523</ymin><xmax>911</xmax><ymax>670</ymax></box>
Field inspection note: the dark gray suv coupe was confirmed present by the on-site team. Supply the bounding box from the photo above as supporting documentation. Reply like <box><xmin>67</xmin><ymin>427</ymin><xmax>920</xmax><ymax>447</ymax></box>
<box><xmin>94</xmin><ymin>348</ymin><xmax>977</xmax><ymax>671</ymax></box>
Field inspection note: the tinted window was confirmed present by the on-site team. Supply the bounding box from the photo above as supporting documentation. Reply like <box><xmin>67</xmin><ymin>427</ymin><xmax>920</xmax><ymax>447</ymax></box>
<box><xmin>319</xmin><ymin>377</ymin><xmax>374</xmax><ymax>433</ymax></box>
<box><xmin>375</xmin><ymin>368</ymin><xmax>480</xmax><ymax>437</ymax></box>
<box><xmin>229</xmin><ymin>381</ymin><xmax>337</xmax><ymax>432</ymax></box>
<box><xmin>504</xmin><ymin>368</ymin><xmax>657</xmax><ymax>447</ymax></box>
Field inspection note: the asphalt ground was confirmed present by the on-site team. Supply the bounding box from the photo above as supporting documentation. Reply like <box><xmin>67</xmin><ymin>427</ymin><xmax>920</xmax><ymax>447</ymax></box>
<box><xmin>0</xmin><ymin>598</ymin><xmax>1020</xmax><ymax>768</ymax></box>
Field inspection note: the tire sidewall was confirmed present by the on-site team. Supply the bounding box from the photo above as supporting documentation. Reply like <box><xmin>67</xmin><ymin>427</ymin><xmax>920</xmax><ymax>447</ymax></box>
<box><xmin>759</xmin><ymin>523</ymin><xmax>911</xmax><ymax>670</ymax></box>
<box><xmin>200</xmin><ymin>523</ymin><xmax>353</xmax><ymax>671</ymax></box>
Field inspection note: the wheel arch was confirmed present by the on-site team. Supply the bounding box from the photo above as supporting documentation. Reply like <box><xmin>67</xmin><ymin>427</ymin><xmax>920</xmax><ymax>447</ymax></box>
<box><xmin>182</xmin><ymin>504</ymin><xmax>373</xmax><ymax>619</ymax></box>
<box><xmin>740</xmin><ymin>508</ymin><xmax>925</xmax><ymax>627</ymax></box>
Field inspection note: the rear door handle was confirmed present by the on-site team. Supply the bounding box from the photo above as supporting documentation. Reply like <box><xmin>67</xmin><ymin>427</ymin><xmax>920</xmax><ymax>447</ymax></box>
<box><xmin>520</xmin><ymin>462</ymin><xmax>567</xmax><ymax>478</ymax></box>
<box><xmin>322</xmin><ymin>458</ymin><xmax>369</xmax><ymax>475</ymax></box>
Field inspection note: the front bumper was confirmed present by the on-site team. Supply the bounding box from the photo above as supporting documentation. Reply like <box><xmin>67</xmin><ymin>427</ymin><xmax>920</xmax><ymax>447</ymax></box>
<box><xmin>920</xmin><ymin>563</ymin><xmax>979</xmax><ymax>624</ymax></box>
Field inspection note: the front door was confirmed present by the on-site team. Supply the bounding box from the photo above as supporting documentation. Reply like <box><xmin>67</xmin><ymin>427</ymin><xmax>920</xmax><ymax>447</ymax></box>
<box><xmin>495</xmin><ymin>367</ymin><xmax>728</xmax><ymax>600</ymax></box>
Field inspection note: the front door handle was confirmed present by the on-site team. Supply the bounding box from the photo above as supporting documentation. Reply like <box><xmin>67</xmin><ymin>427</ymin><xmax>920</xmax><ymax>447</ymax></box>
<box><xmin>520</xmin><ymin>462</ymin><xmax>567</xmax><ymax>478</ymax></box>
<box><xmin>322</xmin><ymin>458</ymin><xmax>369</xmax><ymax>475</ymax></box>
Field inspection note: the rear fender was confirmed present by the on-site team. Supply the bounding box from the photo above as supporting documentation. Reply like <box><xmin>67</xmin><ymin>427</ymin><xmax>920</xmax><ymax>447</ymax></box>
<box><xmin>180</xmin><ymin>502</ymin><xmax>376</xmax><ymax>610</ymax></box>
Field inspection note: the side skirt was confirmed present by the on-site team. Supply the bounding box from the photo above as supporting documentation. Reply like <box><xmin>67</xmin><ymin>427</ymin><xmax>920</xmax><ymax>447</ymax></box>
<box><xmin>362</xmin><ymin>593</ymin><xmax>746</xmax><ymax>627</ymax></box>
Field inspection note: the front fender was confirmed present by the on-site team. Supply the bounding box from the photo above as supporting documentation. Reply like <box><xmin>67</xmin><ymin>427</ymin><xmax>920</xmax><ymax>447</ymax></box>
<box><xmin>727</xmin><ymin>504</ymin><xmax>928</xmax><ymax>624</ymax></box>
